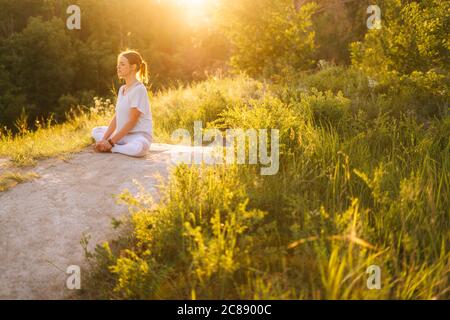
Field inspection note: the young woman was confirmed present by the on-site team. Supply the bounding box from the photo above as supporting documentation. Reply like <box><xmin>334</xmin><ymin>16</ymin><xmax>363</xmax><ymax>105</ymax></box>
<box><xmin>91</xmin><ymin>50</ymin><xmax>153</xmax><ymax>157</ymax></box>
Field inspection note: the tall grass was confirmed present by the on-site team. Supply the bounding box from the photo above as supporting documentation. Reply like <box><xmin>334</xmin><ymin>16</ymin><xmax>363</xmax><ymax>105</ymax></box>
<box><xmin>152</xmin><ymin>74</ymin><xmax>267</xmax><ymax>142</ymax></box>
<box><xmin>0</xmin><ymin>98</ymin><xmax>114</xmax><ymax>166</ymax></box>
<box><xmin>81</xmin><ymin>66</ymin><xmax>449</xmax><ymax>299</ymax></box>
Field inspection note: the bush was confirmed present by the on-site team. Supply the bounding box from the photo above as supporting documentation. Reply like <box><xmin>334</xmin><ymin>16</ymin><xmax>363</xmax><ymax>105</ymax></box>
<box><xmin>351</xmin><ymin>0</ymin><xmax>449</xmax><ymax>76</ymax></box>
<box><xmin>82</xmin><ymin>164</ymin><xmax>269</xmax><ymax>299</ymax></box>
<box><xmin>295</xmin><ymin>89</ymin><xmax>351</xmax><ymax>130</ymax></box>
<box><xmin>217</xmin><ymin>0</ymin><xmax>317</xmax><ymax>79</ymax></box>
<box><xmin>373</xmin><ymin>71</ymin><xmax>449</xmax><ymax>119</ymax></box>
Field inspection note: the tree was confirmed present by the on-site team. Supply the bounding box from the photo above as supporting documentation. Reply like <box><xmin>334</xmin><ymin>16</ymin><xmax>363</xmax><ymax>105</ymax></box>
<box><xmin>0</xmin><ymin>0</ymin><xmax>49</xmax><ymax>39</ymax></box>
<box><xmin>216</xmin><ymin>0</ymin><xmax>318</xmax><ymax>80</ymax></box>
<box><xmin>309</xmin><ymin>0</ymin><xmax>371</xmax><ymax>64</ymax></box>
<box><xmin>351</xmin><ymin>0</ymin><xmax>450</xmax><ymax>75</ymax></box>
<box><xmin>1</xmin><ymin>17</ymin><xmax>76</xmax><ymax>121</ymax></box>
<box><xmin>0</xmin><ymin>64</ymin><xmax>29</xmax><ymax>129</ymax></box>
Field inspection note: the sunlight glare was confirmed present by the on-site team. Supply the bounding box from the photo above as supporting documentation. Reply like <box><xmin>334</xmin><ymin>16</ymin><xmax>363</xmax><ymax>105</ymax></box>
<box><xmin>177</xmin><ymin>0</ymin><xmax>207</xmax><ymax>8</ymax></box>
<box><xmin>176</xmin><ymin>0</ymin><xmax>212</xmax><ymax>25</ymax></box>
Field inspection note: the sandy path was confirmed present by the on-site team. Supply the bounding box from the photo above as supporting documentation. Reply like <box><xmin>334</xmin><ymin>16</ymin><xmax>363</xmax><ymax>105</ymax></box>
<box><xmin>0</xmin><ymin>143</ymin><xmax>216</xmax><ymax>299</ymax></box>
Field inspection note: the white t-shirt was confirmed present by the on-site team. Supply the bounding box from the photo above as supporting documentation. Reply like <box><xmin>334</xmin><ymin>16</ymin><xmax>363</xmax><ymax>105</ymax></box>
<box><xmin>115</xmin><ymin>81</ymin><xmax>153</xmax><ymax>142</ymax></box>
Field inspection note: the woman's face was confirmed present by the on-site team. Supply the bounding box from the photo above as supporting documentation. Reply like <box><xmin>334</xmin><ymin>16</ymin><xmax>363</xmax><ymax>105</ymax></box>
<box><xmin>116</xmin><ymin>55</ymin><xmax>136</xmax><ymax>79</ymax></box>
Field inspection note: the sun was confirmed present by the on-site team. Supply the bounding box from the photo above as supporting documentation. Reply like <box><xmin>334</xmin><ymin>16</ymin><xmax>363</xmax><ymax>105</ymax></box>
<box><xmin>177</xmin><ymin>0</ymin><xmax>207</xmax><ymax>9</ymax></box>
<box><xmin>176</xmin><ymin>0</ymin><xmax>213</xmax><ymax>25</ymax></box>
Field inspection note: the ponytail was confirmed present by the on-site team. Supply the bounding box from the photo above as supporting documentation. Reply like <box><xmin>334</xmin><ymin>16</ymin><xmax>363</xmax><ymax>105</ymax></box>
<box><xmin>138</xmin><ymin>60</ymin><xmax>149</xmax><ymax>84</ymax></box>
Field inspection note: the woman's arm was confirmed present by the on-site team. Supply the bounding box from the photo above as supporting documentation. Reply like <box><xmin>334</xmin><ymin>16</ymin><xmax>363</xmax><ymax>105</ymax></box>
<box><xmin>101</xmin><ymin>115</ymin><xmax>117</xmax><ymax>140</ymax></box>
<box><xmin>109</xmin><ymin>108</ymin><xmax>141</xmax><ymax>144</ymax></box>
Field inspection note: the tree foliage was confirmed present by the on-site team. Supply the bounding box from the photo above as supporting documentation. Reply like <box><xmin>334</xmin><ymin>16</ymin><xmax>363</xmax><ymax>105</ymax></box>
<box><xmin>216</xmin><ymin>0</ymin><xmax>318</xmax><ymax>80</ymax></box>
<box><xmin>351</xmin><ymin>0</ymin><xmax>449</xmax><ymax>75</ymax></box>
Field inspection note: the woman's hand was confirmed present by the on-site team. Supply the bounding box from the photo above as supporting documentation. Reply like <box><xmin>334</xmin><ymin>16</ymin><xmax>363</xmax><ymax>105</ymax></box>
<box><xmin>95</xmin><ymin>140</ymin><xmax>113</xmax><ymax>152</ymax></box>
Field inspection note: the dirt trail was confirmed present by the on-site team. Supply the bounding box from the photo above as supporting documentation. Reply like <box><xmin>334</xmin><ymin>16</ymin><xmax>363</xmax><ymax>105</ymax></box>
<box><xmin>0</xmin><ymin>143</ymin><xmax>214</xmax><ymax>299</ymax></box>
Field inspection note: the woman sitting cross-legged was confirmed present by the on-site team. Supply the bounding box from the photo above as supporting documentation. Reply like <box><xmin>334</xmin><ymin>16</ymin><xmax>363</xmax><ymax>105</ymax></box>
<box><xmin>92</xmin><ymin>50</ymin><xmax>153</xmax><ymax>158</ymax></box>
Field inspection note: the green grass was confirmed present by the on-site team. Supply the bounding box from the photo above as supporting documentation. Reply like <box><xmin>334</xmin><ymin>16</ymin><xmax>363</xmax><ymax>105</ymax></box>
<box><xmin>151</xmin><ymin>73</ymin><xmax>267</xmax><ymax>142</ymax></box>
<box><xmin>0</xmin><ymin>99</ymin><xmax>115</xmax><ymax>167</ymax></box>
<box><xmin>78</xmin><ymin>68</ymin><xmax>449</xmax><ymax>300</ymax></box>
<box><xmin>2</xmin><ymin>69</ymin><xmax>447</xmax><ymax>299</ymax></box>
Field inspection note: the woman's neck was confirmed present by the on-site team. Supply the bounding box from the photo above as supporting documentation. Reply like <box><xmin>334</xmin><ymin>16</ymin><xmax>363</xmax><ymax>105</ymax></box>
<box><xmin>125</xmin><ymin>75</ymin><xmax>138</xmax><ymax>87</ymax></box>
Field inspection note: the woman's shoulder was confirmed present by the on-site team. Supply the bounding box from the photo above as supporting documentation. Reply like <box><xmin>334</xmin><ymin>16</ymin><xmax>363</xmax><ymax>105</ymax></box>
<box><xmin>135</xmin><ymin>82</ymin><xmax>149</xmax><ymax>95</ymax></box>
<box><xmin>136</xmin><ymin>81</ymin><xmax>147</xmax><ymax>90</ymax></box>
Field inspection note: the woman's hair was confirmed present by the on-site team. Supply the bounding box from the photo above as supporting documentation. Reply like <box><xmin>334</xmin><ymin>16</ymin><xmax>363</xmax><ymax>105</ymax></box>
<box><xmin>119</xmin><ymin>50</ymin><xmax>149</xmax><ymax>84</ymax></box>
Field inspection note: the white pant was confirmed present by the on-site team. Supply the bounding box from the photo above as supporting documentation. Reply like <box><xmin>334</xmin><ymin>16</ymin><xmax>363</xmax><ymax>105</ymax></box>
<box><xmin>91</xmin><ymin>126</ymin><xmax>151</xmax><ymax>158</ymax></box>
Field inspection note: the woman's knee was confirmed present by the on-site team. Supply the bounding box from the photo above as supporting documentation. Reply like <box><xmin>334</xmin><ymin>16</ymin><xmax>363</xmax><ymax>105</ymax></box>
<box><xmin>91</xmin><ymin>126</ymin><xmax>99</xmax><ymax>136</ymax></box>
<box><xmin>91</xmin><ymin>126</ymin><xmax>107</xmax><ymax>141</ymax></box>
<box><xmin>135</xmin><ymin>141</ymin><xmax>150</xmax><ymax>157</ymax></box>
